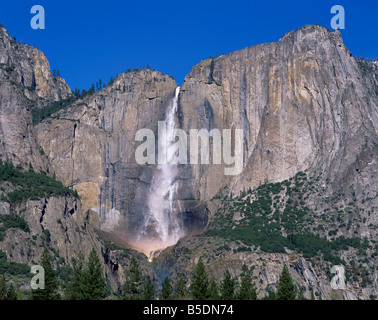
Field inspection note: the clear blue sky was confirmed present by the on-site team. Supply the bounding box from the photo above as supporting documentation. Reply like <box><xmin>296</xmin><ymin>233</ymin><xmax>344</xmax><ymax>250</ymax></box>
<box><xmin>1</xmin><ymin>0</ymin><xmax>377</xmax><ymax>90</ymax></box>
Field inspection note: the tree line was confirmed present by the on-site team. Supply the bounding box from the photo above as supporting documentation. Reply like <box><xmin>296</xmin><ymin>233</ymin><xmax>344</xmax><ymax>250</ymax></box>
<box><xmin>0</xmin><ymin>159</ymin><xmax>78</xmax><ymax>202</ymax></box>
<box><xmin>121</xmin><ymin>257</ymin><xmax>299</xmax><ymax>300</ymax></box>
<box><xmin>0</xmin><ymin>248</ymin><xmax>301</xmax><ymax>300</ymax></box>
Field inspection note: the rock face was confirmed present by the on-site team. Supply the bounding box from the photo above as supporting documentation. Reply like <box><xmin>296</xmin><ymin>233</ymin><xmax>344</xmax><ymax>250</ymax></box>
<box><xmin>36</xmin><ymin>70</ymin><xmax>211</xmax><ymax>247</ymax></box>
<box><xmin>152</xmin><ymin>236</ymin><xmax>364</xmax><ymax>300</ymax></box>
<box><xmin>0</xmin><ymin>196</ymin><xmax>98</xmax><ymax>265</ymax></box>
<box><xmin>0</xmin><ymin>196</ymin><xmax>156</xmax><ymax>292</ymax></box>
<box><xmin>0</xmin><ymin>26</ymin><xmax>118</xmax><ymax>290</ymax></box>
<box><xmin>179</xmin><ymin>25</ymin><xmax>377</xmax><ymax>201</ymax></box>
<box><xmin>0</xmin><ymin>24</ymin><xmax>377</xmax><ymax>298</ymax></box>
<box><xmin>36</xmin><ymin>24</ymin><xmax>377</xmax><ymax>255</ymax></box>
<box><xmin>0</xmin><ymin>26</ymin><xmax>71</xmax><ymax>103</ymax></box>
<box><xmin>40</xmin><ymin>24</ymin><xmax>378</xmax><ymax>235</ymax></box>
<box><xmin>166</xmin><ymin>25</ymin><xmax>377</xmax><ymax>299</ymax></box>
<box><xmin>36</xmin><ymin>70</ymin><xmax>179</xmax><ymax>239</ymax></box>
<box><xmin>0</xmin><ymin>26</ymin><xmax>71</xmax><ymax>171</ymax></box>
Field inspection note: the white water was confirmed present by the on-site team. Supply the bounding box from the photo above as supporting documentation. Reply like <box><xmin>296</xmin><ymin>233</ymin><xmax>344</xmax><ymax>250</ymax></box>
<box><xmin>137</xmin><ymin>87</ymin><xmax>183</xmax><ymax>257</ymax></box>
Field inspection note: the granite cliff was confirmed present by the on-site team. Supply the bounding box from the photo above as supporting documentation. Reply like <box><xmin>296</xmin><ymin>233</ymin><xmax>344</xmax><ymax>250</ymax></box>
<box><xmin>0</xmin><ymin>25</ymin><xmax>71</xmax><ymax>171</ymax></box>
<box><xmin>179</xmin><ymin>25</ymin><xmax>377</xmax><ymax>201</ymax></box>
<box><xmin>0</xmin><ymin>24</ymin><xmax>377</xmax><ymax>299</ymax></box>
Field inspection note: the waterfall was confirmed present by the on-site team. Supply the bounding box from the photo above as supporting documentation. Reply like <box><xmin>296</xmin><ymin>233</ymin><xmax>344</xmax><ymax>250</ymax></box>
<box><xmin>137</xmin><ymin>87</ymin><xmax>183</xmax><ymax>257</ymax></box>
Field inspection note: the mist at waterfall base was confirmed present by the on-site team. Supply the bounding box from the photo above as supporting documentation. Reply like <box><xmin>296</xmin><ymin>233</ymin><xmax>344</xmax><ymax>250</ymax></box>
<box><xmin>128</xmin><ymin>87</ymin><xmax>184</xmax><ymax>259</ymax></box>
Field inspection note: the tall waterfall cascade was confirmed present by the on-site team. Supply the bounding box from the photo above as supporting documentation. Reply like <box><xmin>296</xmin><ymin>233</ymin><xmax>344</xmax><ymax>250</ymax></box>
<box><xmin>138</xmin><ymin>87</ymin><xmax>184</xmax><ymax>259</ymax></box>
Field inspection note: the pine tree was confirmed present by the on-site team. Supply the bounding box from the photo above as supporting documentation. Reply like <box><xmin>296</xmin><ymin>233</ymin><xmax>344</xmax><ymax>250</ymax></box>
<box><xmin>122</xmin><ymin>257</ymin><xmax>144</xmax><ymax>300</ymax></box>
<box><xmin>297</xmin><ymin>288</ymin><xmax>307</xmax><ymax>300</ymax></box>
<box><xmin>208</xmin><ymin>277</ymin><xmax>220</xmax><ymax>300</ymax></box>
<box><xmin>191</xmin><ymin>258</ymin><xmax>209</xmax><ymax>300</ymax></box>
<box><xmin>64</xmin><ymin>252</ymin><xmax>86</xmax><ymax>299</ymax></box>
<box><xmin>17</xmin><ymin>289</ymin><xmax>24</xmax><ymax>301</ymax></box>
<box><xmin>74</xmin><ymin>88</ymin><xmax>81</xmax><ymax>98</ymax></box>
<box><xmin>6</xmin><ymin>283</ymin><xmax>17</xmax><ymax>300</ymax></box>
<box><xmin>142</xmin><ymin>277</ymin><xmax>155</xmax><ymax>300</ymax></box>
<box><xmin>237</xmin><ymin>264</ymin><xmax>257</xmax><ymax>300</ymax></box>
<box><xmin>84</xmin><ymin>248</ymin><xmax>108</xmax><ymax>300</ymax></box>
<box><xmin>263</xmin><ymin>287</ymin><xmax>277</xmax><ymax>300</ymax></box>
<box><xmin>108</xmin><ymin>75</ymin><xmax>114</xmax><ymax>86</ymax></box>
<box><xmin>88</xmin><ymin>84</ymin><xmax>95</xmax><ymax>95</ymax></box>
<box><xmin>175</xmin><ymin>276</ymin><xmax>188</xmax><ymax>300</ymax></box>
<box><xmin>276</xmin><ymin>265</ymin><xmax>297</xmax><ymax>300</ymax></box>
<box><xmin>220</xmin><ymin>270</ymin><xmax>235</xmax><ymax>300</ymax></box>
<box><xmin>31</xmin><ymin>248</ymin><xmax>60</xmax><ymax>300</ymax></box>
<box><xmin>0</xmin><ymin>275</ymin><xmax>8</xmax><ymax>300</ymax></box>
<box><xmin>159</xmin><ymin>276</ymin><xmax>173</xmax><ymax>300</ymax></box>
<box><xmin>65</xmin><ymin>250</ymin><xmax>108</xmax><ymax>300</ymax></box>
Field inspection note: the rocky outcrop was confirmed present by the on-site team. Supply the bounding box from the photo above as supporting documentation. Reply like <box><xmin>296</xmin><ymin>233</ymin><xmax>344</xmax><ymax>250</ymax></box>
<box><xmin>0</xmin><ymin>26</ymin><xmax>71</xmax><ymax>104</ymax></box>
<box><xmin>0</xmin><ymin>24</ymin><xmax>377</xmax><ymax>298</ymax></box>
<box><xmin>0</xmin><ymin>195</ymin><xmax>141</xmax><ymax>292</ymax></box>
<box><xmin>36</xmin><ymin>25</ymin><xmax>378</xmax><ymax>254</ymax></box>
<box><xmin>179</xmin><ymin>25</ymin><xmax>378</xmax><ymax>201</ymax></box>
<box><xmin>152</xmin><ymin>25</ymin><xmax>377</xmax><ymax>299</ymax></box>
<box><xmin>152</xmin><ymin>236</ymin><xmax>372</xmax><ymax>300</ymax></box>
<box><xmin>36</xmin><ymin>70</ymin><xmax>178</xmax><ymax>238</ymax></box>
<box><xmin>0</xmin><ymin>25</ymin><xmax>124</xmax><ymax>291</ymax></box>
<box><xmin>0</xmin><ymin>196</ymin><xmax>98</xmax><ymax>266</ymax></box>
<box><xmin>0</xmin><ymin>26</ymin><xmax>71</xmax><ymax>171</ymax></box>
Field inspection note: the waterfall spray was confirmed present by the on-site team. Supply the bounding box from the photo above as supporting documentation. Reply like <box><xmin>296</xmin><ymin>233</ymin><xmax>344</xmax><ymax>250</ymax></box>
<box><xmin>138</xmin><ymin>87</ymin><xmax>183</xmax><ymax>258</ymax></box>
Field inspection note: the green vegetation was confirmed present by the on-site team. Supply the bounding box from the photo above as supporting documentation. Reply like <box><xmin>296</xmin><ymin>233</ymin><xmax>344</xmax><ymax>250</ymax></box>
<box><xmin>82</xmin><ymin>248</ymin><xmax>109</xmax><ymax>299</ymax></box>
<box><xmin>186</xmin><ymin>259</ymin><xmax>299</xmax><ymax>300</ymax></box>
<box><xmin>31</xmin><ymin>66</ymin><xmax>175</xmax><ymax>126</ymax></box>
<box><xmin>0</xmin><ymin>275</ymin><xmax>20</xmax><ymax>300</ymax></box>
<box><xmin>55</xmin><ymin>265</ymin><xmax>73</xmax><ymax>286</ymax></box>
<box><xmin>64</xmin><ymin>249</ymin><xmax>109</xmax><ymax>300</ymax></box>
<box><xmin>175</xmin><ymin>276</ymin><xmax>189</xmax><ymax>299</ymax></box>
<box><xmin>0</xmin><ymin>214</ymin><xmax>30</xmax><ymax>241</ymax></box>
<box><xmin>121</xmin><ymin>256</ymin><xmax>144</xmax><ymax>299</ymax></box>
<box><xmin>189</xmin><ymin>259</ymin><xmax>257</xmax><ymax>301</ymax></box>
<box><xmin>32</xmin><ymin>95</ymin><xmax>78</xmax><ymax>125</ymax></box>
<box><xmin>0</xmin><ymin>62</ymin><xmax>15</xmax><ymax>73</ymax></box>
<box><xmin>0</xmin><ymin>250</ymin><xmax>30</xmax><ymax>276</ymax></box>
<box><xmin>30</xmin><ymin>248</ymin><xmax>61</xmax><ymax>300</ymax></box>
<box><xmin>191</xmin><ymin>257</ymin><xmax>209</xmax><ymax>300</ymax></box>
<box><xmin>208</xmin><ymin>277</ymin><xmax>220</xmax><ymax>299</ymax></box>
<box><xmin>237</xmin><ymin>264</ymin><xmax>257</xmax><ymax>300</ymax></box>
<box><xmin>1</xmin><ymin>234</ymin><xmax>115</xmax><ymax>300</ymax></box>
<box><xmin>32</xmin><ymin>72</ymin><xmax>122</xmax><ymax>126</ymax></box>
<box><xmin>143</xmin><ymin>277</ymin><xmax>155</xmax><ymax>300</ymax></box>
<box><xmin>0</xmin><ymin>159</ymin><xmax>78</xmax><ymax>203</ymax></box>
<box><xmin>276</xmin><ymin>265</ymin><xmax>297</xmax><ymax>300</ymax></box>
<box><xmin>220</xmin><ymin>269</ymin><xmax>236</xmax><ymax>300</ymax></box>
<box><xmin>121</xmin><ymin>256</ymin><xmax>152</xmax><ymax>300</ymax></box>
<box><xmin>101</xmin><ymin>237</ymin><xmax>128</xmax><ymax>252</ymax></box>
<box><xmin>63</xmin><ymin>253</ymin><xmax>85</xmax><ymax>299</ymax></box>
<box><xmin>206</xmin><ymin>172</ymin><xmax>361</xmax><ymax>265</ymax></box>
<box><xmin>31</xmin><ymin>79</ymin><xmax>109</xmax><ymax>126</ymax></box>
<box><xmin>159</xmin><ymin>276</ymin><xmax>173</xmax><ymax>300</ymax></box>
<box><xmin>2</xmin><ymin>247</ymin><xmax>373</xmax><ymax>300</ymax></box>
